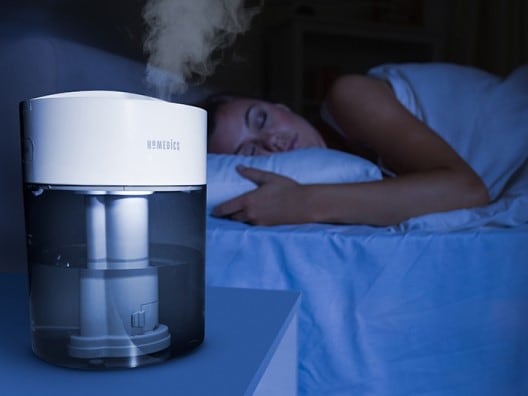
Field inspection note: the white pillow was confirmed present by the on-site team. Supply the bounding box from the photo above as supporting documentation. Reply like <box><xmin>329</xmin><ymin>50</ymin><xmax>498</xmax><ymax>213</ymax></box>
<box><xmin>206</xmin><ymin>148</ymin><xmax>382</xmax><ymax>210</ymax></box>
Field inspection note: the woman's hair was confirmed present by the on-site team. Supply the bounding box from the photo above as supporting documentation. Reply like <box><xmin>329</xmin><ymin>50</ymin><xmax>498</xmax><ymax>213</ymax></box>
<box><xmin>198</xmin><ymin>91</ymin><xmax>269</xmax><ymax>137</ymax></box>
<box><xmin>197</xmin><ymin>93</ymin><xmax>239</xmax><ymax>137</ymax></box>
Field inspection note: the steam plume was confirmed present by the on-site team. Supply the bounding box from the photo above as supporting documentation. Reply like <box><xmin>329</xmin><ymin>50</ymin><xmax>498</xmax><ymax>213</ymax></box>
<box><xmin>142</xmin><ymin>0</ymin><xmax>259</xmax><ymax>98</ymax></box>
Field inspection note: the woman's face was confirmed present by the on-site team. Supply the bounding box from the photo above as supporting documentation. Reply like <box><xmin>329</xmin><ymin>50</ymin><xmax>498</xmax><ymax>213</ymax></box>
<box><xmin>208</xmin><ymin>98</ymin><xmax>326</xmax><ymax>155</ymax></box>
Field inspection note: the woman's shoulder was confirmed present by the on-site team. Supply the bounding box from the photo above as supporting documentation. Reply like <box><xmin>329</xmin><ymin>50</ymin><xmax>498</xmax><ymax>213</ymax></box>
<box><xmin>323</xmin><ymin>73</ymin><xmax>396</xmax><ymax>124</ymax></box>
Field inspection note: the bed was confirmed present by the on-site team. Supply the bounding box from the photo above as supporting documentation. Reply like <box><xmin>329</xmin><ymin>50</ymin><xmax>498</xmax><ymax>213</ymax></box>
<box><xmin>2</xmin><ymin>17</ymin><xmax>528</xmax><ymax>396</ymax></box>
<box><xmin>204</xmin><ymin>65</ymin><xmax>528</xmax><ymax>395</ymax></box>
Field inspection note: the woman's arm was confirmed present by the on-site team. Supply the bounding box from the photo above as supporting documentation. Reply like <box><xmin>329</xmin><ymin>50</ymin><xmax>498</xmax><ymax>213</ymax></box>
<box><xmin>314</xmin><ymin>74</ymin><xmax>489</xmax><ymax>224</ymax></box>
<box><xmin>213</xmin><ymin>75</ymin><xmax>489</xmax><ymax>226</ymax></box>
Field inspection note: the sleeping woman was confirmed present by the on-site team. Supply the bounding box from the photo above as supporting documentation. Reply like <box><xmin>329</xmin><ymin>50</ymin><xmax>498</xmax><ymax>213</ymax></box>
<box><xmin>202</xmin><ymin>62</ymin><xmax>528</xmax><ymax>226</ymax></box>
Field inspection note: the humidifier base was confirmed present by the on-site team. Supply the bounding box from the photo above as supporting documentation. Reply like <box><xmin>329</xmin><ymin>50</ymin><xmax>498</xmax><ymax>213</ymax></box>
<box><xmin>69</xmin><ymin>324</ymin><xmax>171</xmax><ymax>359</ymax></box>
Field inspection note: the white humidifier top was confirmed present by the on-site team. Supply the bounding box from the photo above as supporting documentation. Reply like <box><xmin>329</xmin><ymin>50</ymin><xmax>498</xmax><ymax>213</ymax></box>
<box><xmin>21</xmin><ymin>91</ymin><xmax>206</xmax><ymax>187</ymax></box>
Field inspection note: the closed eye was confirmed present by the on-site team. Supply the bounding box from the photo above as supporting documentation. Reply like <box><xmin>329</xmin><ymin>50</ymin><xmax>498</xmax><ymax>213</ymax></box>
<box><xmin>247</xmin><ymin>105</ymin><xmax>268</xmax><ymax>130</ymax></box>
<box><xmin>255</xmin><ymin>109</ymin><xmax>267</xmax><ymax>129</ymax></box>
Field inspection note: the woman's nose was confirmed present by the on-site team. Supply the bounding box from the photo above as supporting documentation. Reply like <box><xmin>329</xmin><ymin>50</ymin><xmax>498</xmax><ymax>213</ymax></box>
<box><xmin>262</xmin><ymin>133</ymin><xmax>287</xmax><ymax>152</ymax></box>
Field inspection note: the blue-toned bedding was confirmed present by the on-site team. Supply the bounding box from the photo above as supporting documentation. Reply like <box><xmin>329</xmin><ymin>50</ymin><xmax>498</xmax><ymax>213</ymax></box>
<box><xmin>206</xmin><ymin>218</ymin><xmax>528</xmax><ymax>395</ymax></box>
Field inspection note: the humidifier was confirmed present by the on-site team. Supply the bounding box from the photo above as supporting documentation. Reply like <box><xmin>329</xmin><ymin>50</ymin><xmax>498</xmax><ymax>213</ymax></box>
<box><xmin>20</xmin><ymin>91</ymin><xmax>206</xmax><ymax>369</ymax></box>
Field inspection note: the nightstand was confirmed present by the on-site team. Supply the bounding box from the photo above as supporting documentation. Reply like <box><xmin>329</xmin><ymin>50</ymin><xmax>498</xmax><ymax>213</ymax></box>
<box><xmin>0</xmin><ymin>273</ymin><xmax>300</xmax><ymax>395</ymax></box>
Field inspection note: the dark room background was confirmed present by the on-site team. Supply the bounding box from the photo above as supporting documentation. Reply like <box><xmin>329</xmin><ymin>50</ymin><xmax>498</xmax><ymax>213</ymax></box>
<box><xmin>4</xmin><ymin>0</ymin><xmax>527</xmax><ymax>104</ymax></box>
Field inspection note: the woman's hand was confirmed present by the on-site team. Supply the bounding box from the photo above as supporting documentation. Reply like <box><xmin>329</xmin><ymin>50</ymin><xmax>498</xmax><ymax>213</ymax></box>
<box><xmin>212</xmin><ymin>165</ymin><xmax>309</xmax><ymax>225</ymax></box>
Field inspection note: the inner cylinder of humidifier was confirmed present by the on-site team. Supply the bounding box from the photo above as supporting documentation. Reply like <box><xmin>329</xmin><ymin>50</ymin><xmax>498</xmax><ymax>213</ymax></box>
<box><xmin>20</xmin><ymin>91</ymin><xmax>206</xmax><ymax>369</ymax></box>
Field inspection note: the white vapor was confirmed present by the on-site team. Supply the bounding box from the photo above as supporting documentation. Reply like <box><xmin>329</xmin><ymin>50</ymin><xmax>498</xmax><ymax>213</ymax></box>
<box><xmin>142</xmin><ymin>0</ymin><xmax>259</xmax><ymax>99</ymax></box>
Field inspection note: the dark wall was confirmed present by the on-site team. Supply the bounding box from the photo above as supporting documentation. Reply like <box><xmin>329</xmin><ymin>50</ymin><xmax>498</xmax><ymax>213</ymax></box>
<box><xmin>1</xmin><ymin>0</ymin><xmax>148</xmax><ymax>61</ymax></box>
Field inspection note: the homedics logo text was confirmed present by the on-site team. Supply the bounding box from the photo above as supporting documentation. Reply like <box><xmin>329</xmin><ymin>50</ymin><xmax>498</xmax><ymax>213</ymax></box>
<box><xmin>146</xmin><ymin>139</ymin><xmax>180</xmax><ymax>151</ymax></box>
